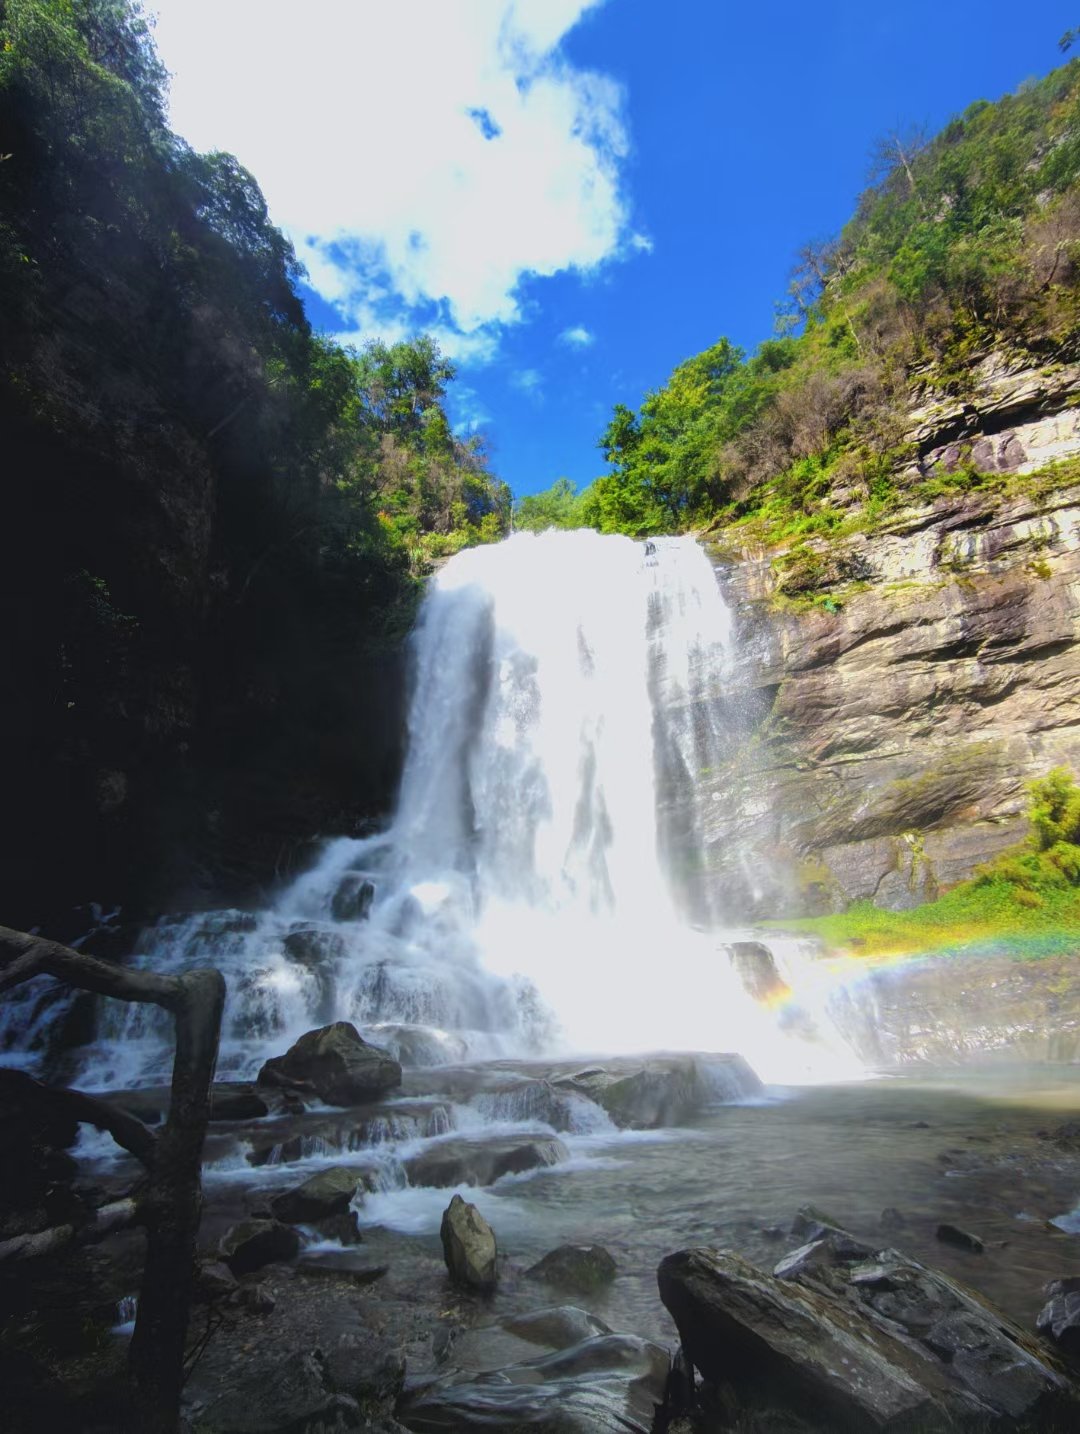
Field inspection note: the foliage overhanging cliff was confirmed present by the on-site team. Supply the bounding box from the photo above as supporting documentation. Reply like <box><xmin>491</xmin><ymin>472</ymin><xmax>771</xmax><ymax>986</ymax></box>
<box><xmin>0</xmin><ymin>0</ymin><xmax>509</xmax><ymax>925</ymax></box>
<box><xmin>519</xmin><ymin>57</ymin><xmax>1080</xmax><ymax>538</ymax></box>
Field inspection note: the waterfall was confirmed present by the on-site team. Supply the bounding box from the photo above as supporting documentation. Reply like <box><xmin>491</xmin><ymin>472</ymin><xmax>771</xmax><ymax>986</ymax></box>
<box><xmin>9</xmin><ymin>531</ymin><xmax>862</xmax><ymax>1088</ymax></box>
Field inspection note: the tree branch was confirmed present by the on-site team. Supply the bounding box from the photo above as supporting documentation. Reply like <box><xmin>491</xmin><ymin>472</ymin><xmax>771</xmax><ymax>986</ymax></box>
<box><xmin>0</xmin><ymin>1200</ymin><xmax>138</xmax><ymax>1264</ymax></box>
<box><xmin>0</xmin><ymin>924</ymin><xmax>179</xmax><ymax>1006</ymax></box>
<box><xmin>0</xmin><ymin>1068</ymin><xmax>158</xmax><ymax>1167</ymax></box>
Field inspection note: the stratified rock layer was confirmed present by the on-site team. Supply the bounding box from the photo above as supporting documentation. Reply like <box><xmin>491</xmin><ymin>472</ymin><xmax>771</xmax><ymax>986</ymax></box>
<box><xmin>692</xmin><ymin>364</ymin><xmax>1080</xmax><ymax>920</ymax></box>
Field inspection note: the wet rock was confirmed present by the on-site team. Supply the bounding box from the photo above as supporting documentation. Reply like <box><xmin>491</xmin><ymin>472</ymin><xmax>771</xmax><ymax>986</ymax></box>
<box><xmin>366</xmin><ymin>1023</ymin><xmax>468</xmax><ymax>1068</ymax></box>
<box><xmin>936</xmin><ymin>1221</ymin><xmax>984</xmax><ymax>1253</ymax></box>
<box><xmin>441</xmin><ymin>1194</ymin><xmax>497</xmax><ymax>1292</ymax></box>
<box><xmin>109</xmin><ymin>1080</ymin><xmax>268</xmax><ymax>1124</ymax></box>
<box><xmin>235</xmin><ymin>1282</ymin><xmax>276</xmax><ymax>1314</ymax></box>
<box><xmin>245</xmin><ymin>1101</ymin><xmax>452</xmax><ymax>1167</ymax></box>
<box><xmin>470</xmin><ymin>1078</ymin><xmax>593</xmax><ymax>1131</ymax></box>
<box><xmin>1037</xmin><ymin>1280</ymin><xmax>1080</xmax><ymax>1359</ymax></box>
<box><xmin>563</xmin><ymin>1054</ymin><xmax>761</xmax><ymax>1129</ymax></box>
<box><xmin>196</xmin><ymin>1350</ymin><xmax>356</xmax><ymax>1432</ymax></box>
<box><xmin>658</xmin><ymin>1241</ymin><xmax>1077</xmax><ymax>1431</ymax></box>
<box><xmin>774</xmin><ymin>1237</ymin><xmax>841</xmax><ymax>1281</ymax></box>
<box><xmin>311</xmin><ymin>1209</ymin><xmax>363</xmax><ymax>1245</ymax></box>
<box><xmin>728</xmin><ymin>941</ymin><xmax>791</xmax><ymax>1004</ymax></box>
<box><xmin>397</xmin><ymin>1333</ymin><xmax>668</xmax><ymax>1433</ymax></box>
<box><xmin>258</xmin><ymin>1021</ymin><xmax>401</xmax><ymax>1105</ymax></box>
<box><xmin>881</xmin><ymin>1205</ymin><xmax>907</xmax><ymax>1232</ymax></box>
<box><xmin>790</xmin><ymin>1202</ymin><xmax>846</xmax><ymax>1242</ymax></box>
<box><xmin>503</xmin><ymin>1306</ymin><xmax>613</xmax><ymax>1349</ymax></box>
<box><xmin>218</xmin><ymin>1218</ymin><xmax>300</xmax><ymax>1275</ymax></box>
<box><xmin>526</xmin><ymin>1244</ymin><xmax>616</xmax><ymax>1295</ymax></box>
<box><xmin>775</xmin><ymin>1228</ymin><xmax>873</xmax><ymax>1279</ymax></box>
<box><xmin>405</xmin><ymin>1135</ymin><xmax>568</xmax><ymax>1189</ymax></box>
<box><xmin>281</xmin><ymin>925</ymin><xmax>346</xmax><ymax>969</ymax></box>
<box><xmin>331</xmin><ymin>873</ymin><xmax>375</xmax><ymax>922</ymax></box>
<box><xmin>210</xmin><ymin>1083</ymin><xmax>270</xmax><ymax>1121</ymax></box>
<box><xmin>322</xmin><ymin>1328</ymin><xmax>406</xmax><ymax>1415</ymax></box>
<box><xmin>193</xmin><ymin>1259</ymin><xmax>238</xmax><ymax>1303</ymax></box>
<box><xmin>269</xmin><ymin>1165</ymin><xmax>365</xmax><ymax>1223</ymax></box>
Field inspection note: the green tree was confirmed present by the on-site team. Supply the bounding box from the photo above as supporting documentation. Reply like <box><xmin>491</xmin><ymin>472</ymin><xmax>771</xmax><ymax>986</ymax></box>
<box><xmin>516</xmin><ymin>476</ymin><xmax>583</xmax><ymax>531</ymax></box>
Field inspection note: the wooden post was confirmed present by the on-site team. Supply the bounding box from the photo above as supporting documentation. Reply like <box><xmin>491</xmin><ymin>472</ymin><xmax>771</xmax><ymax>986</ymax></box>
<box><xmin>0</xmin><ymin>926</ymin><xmax>225</xmax><ymax>1433</ymax></box>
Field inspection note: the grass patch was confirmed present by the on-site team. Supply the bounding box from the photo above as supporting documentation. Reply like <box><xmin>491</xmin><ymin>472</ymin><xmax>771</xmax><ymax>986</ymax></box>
<box><xmin>769</xmin><ymin>768</ymin><xmax>1080</xmax><ymax>962</ymax></box>
<box><xmin>768</xmin><ymin>880</ymin><xmax>1080</xmax><ymax>962</ymax></box>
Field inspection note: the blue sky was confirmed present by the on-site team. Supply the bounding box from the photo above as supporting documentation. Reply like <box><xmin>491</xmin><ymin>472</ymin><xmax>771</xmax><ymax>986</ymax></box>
<box><xmin>152</xmin><ymin>1</ymin><xmax>1076</xmax><ymax>497</ymax></box>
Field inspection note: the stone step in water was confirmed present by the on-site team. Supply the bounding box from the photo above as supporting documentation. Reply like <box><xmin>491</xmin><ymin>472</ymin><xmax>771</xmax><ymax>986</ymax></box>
<box><xmin>242</xmin><ymin>1100</ymin><xmax>457</xmax><ymax>1167</ymax></box>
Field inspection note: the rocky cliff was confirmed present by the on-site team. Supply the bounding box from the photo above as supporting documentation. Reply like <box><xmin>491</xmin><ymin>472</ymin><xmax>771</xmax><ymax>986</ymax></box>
<box><xmin>694</xmin><ymin>358</ymin><xmax>1080</xmax><ymax>918</ymax></box>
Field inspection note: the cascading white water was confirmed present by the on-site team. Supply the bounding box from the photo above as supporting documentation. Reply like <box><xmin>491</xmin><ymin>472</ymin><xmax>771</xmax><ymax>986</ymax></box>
<box><xmin>8</xmin><ymin>530</ymin><xmax>862</xmax><ymax>1089</ymax></box>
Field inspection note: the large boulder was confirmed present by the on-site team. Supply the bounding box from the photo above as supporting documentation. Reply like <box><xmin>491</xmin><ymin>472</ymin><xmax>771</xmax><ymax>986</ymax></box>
<box><xmin>503</xmin><ymin>1306</ymin><xmax>612</xmax><ymax>1349</ymax></box>
<box><xmin>405</xmin><ymin>1135</ymin><xmax>568</xmax><ymax>1189</ymax></box>
<box><xmin>218</xmin><ymin>1218</ymin><xmax>299</xmax><ymax>1275</ymax></box>
<box><xmin>526</xmin><ymin>1244</ymin><xmax>617</xmax><ymax>1295</ymax></box>
<box><xmin>441</xmin><ymin>1194</ymin><xmax>497</xmax><ymax>1292</ymax></box>
<box><xmin>258</xmin><ymin>1021</ymin><xmax>401</xmax><ymax>1105</ymax></box>
<box><xmin>322</xmin><ymin>1330</ymin><xmax>406</xmax><ymax>1417</ymax></box>
<box><xmin>269</xmin><ymin>1165</ymin><xmax>365</xmax><ymax>1223</ymax></box>
<box><xmin>195</xmin><ymin>1350</ymin><xmax>358</xmax><ymax>1433</ymax></box>
<box><xmin>558</xmin><ymin>1054</ymin><xmax>760</xmax><ymax>1129</ymax></box>
<box><xmin>397</xmin><ymin>1333</ymin><xmax>668</xmax><ymax>1433</ymax></box>
<box><xmin>658</xmin><ymin>1241</ymin><xmax>1078</xmax><ymax>1431</ymax></box>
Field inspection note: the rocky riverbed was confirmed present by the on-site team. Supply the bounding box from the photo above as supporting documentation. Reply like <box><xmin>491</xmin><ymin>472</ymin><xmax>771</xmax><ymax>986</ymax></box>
<box><xmin>7</xmin><ymin>1022</ymin><xmax>1080</xmax><ymax>1432</ymax></box>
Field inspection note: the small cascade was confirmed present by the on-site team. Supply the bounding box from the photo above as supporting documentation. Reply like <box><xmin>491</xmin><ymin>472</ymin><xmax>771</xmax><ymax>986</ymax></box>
<box><xmin>111</xmin><ymin>1294</ymin><xmax>138</xmax><ymax>1336</ymax></box>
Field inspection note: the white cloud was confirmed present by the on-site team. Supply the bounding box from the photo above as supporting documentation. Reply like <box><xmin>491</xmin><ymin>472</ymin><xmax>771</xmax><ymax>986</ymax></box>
<box><xmin>559</xmin><ymin>324</ymin><xmax>595</xmax><ymax>347</ymax></box>
<box><xmin>151</xmin><ymin>0</ymin><xmax>638</xmax><ymax>364</ymax></box>
<box><xmin>449</xmin><ymin>385</ymin><xmax>494</xmax><ymax>436</ymax></box>
<box><xmin>510</xmin><ymin>368</ymin><xmax>545</xmax><ymax>400</ymax></box>
<box><xmin>629</xmin><ymin>232</ymin><xmax>654</xmax><ymax>253</ymax></box>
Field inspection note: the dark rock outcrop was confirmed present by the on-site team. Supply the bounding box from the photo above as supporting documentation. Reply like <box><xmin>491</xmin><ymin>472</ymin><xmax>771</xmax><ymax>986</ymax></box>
<box><xmin>658</xmin><ymin>1234</ymin><xmax>1078</xmax><ymax>1431</ymax></box>
<box><xmin>405</xmin><ymin>1135</ymin><xmax>568</xmax><ymax>1189</ymax></box>
<box><xmin>258</xmin><ymin>1022</ymin><xmax>401</xmax><ymax>1105</ymax></box>
<box><xmin>195</xmin><ymin>1350</ymin><xmax>362</xmax><ymax>1433</ymax></box>
<box><xmin>937</xmin><ymin>1221</ymin><xmax>985</xmax><ymax>1254</ymax></box>
<box><xmin>218</xmin><ymin>1218</ymin><xmax>300</xmax><ymax>1276</ymax></box>
<box><xmin>268</xmin><ymin>1165</ymin><xmax>365</xmax><ymax>1224</ymax></box>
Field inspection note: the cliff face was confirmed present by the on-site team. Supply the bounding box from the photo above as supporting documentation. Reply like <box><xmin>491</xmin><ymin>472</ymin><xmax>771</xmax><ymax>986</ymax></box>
<box><xmin>692</xmin><ymin>360</ymin><xmax>1080</xmax><ymax>918</ymax></box>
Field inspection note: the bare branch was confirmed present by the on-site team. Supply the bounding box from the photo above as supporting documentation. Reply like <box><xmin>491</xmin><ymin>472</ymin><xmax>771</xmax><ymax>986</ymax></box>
<box><xmin>0</xmin><ymin>1067</ymin><xmax>158</xmax><ymax>1167</ymax></box>
<box><xmin>0</xmin><ymin>1200</ymin><xmax>137</xmax><ymax>1264</ymax></box>
<box><xmin>0</xmin><ymin>924</ymin><xmax>179</xmax><ymax>1006</ymax></box>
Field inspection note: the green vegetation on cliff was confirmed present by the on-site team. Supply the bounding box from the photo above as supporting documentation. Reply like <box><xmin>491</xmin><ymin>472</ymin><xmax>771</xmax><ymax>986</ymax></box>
<box><xmin>523</xmin><ymin>58</ymin><xmax>1080</xmax><ymax>538</ymax></box>
<box><xmin>0</xmin><ymin>0</ymin><xmax>508</xmax><ymax>922</ymax></box>
<box><xmin>778</xmin><ymin>771</ymin><xmax>1080</xmax><ymax>960</ymax></box>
